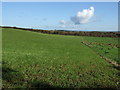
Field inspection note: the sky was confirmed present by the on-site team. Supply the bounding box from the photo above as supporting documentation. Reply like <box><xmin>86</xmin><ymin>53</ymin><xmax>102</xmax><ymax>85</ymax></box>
<box><xmin>2</xmin><ymin>2</ymin><xmax>118</xmax><ymax>31</ymax></box>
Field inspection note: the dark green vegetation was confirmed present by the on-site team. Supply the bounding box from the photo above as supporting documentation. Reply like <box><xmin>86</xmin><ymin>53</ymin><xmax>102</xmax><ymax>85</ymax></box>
<box><xmin>2</xmin><ymin>28</ymin><xmax>120</xmax><ymax>88</ymax></box>
<box><xmin>2</xmin><ymin>26</ymin><xmax>120</xmax><ymax>38</ymax></box>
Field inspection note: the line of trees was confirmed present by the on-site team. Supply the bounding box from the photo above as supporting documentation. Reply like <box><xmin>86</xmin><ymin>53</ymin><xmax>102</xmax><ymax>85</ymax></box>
<box><xmin>1</xmin><ymin>26</ymin><xmax>120</xmax><ymax>38</ymax></box>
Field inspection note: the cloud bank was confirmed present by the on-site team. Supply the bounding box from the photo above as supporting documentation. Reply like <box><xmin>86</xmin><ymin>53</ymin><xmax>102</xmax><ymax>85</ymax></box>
<box><xmin>71</xmin><ymin>6</ymin><xmax>94</xmax><ymax>24</ymax></box>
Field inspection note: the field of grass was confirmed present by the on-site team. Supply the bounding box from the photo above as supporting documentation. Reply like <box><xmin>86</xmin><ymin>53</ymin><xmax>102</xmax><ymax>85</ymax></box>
<box><xmin>2</xmin><ymin>28</ymin><xmax>120</xmax><ymax>88</ymax></box>
<box><xmin>83</xmin><ymin>36</ymin><xmax>119</xmax><ymax>64</ymax></box>
<box><xmin>83</xmin><ymin>36</ymin><xmax>118</xmax><ymax>45</ymax></box>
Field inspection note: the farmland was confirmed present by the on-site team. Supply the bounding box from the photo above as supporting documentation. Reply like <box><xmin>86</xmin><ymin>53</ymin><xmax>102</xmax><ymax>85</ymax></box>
<box><xmin>2</xmin><ymin>28</ymin><xmax>120</xmax><ymax>88</ymax></box>
<box><xmin>82</xmin><ymin>37</ymin><xmax>119</xmax><ymax>64</ymax></box>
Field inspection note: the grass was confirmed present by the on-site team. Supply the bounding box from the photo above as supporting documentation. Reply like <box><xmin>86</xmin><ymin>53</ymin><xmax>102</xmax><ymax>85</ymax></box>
<box><xmin>83</xmin><ymin>36</ymin><xmax>118</xmax><ymax>45</ymax></box>
<box><xmin>83</xmin><ymin>36</ymin><xmax>119</xmax><ymax>64</ymax></box>
<box><xmin>91</xmin><ymin>45</ymin><xmax>119</xmax><ymax>64</ymax></box>
<box><xmin>2</xmin><ymin>28</ymin><xmax>120</xmax><ymax>88</ymax></box>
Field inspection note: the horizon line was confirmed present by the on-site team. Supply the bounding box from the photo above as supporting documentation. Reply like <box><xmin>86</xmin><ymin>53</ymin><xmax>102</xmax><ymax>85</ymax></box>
<box><xmin>1</xmin><ymin>25</ymin><xmax>119</xmax><ymax>32</ymax></box>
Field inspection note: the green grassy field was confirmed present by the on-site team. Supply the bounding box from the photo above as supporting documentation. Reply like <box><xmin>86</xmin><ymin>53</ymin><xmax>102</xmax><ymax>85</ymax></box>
<box><xmin>84</xmin><ymin>36</ymin><xmax>118</xmax><ymax>45</ymax></box>
<box><xmin>83</xmin><ymin>36</ymin><xmax>119</xmax><ymax>64</ymax></box>
<box><xmin>2</xmin><ymin>28</ymin><xmax>120</xmax><ymax>88</ymax></box>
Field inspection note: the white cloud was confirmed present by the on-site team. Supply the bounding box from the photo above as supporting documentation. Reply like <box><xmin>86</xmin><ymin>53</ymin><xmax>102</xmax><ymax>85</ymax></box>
<box><xmin>71</xmin><ymin>6</ymin><xmax>94</xmax><ymax>24</ymax></box>
<box><xmin>59</xmin><ymin>20</ymin><xmax>66</xmax><ymax>24</ymax></box>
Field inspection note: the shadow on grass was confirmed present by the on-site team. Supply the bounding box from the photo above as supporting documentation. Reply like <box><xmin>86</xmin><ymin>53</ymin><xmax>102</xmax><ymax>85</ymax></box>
<box><xmin>112</xmin><ymin>65</ymin><xmax>120</xmax><ymax>71</ymax></box>
<box><xmin>2</xmin><ymin>61</ymin><xmax>25</xmax><ymax>86</ymax></box>
<box><xmin>2</xmin><ymin>66</ymin><xmax>25</xmax><ymax>84</ymax></box>
<box><xmin>28</xmin><ymin>81</ymin><xmax>63</xmax><ymax>88</ymax></box>
<box><xmin>2</xmin><ymin>63</ymin><xmax>62</xmax><ymax>88</ymax></box>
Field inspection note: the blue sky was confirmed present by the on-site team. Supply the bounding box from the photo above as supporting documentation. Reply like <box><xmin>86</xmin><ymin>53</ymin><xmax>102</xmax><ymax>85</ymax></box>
<box><xmin>2</xmin><ymin>2</ymin><xmax>118</xmax><ymax>31</ymax></box>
